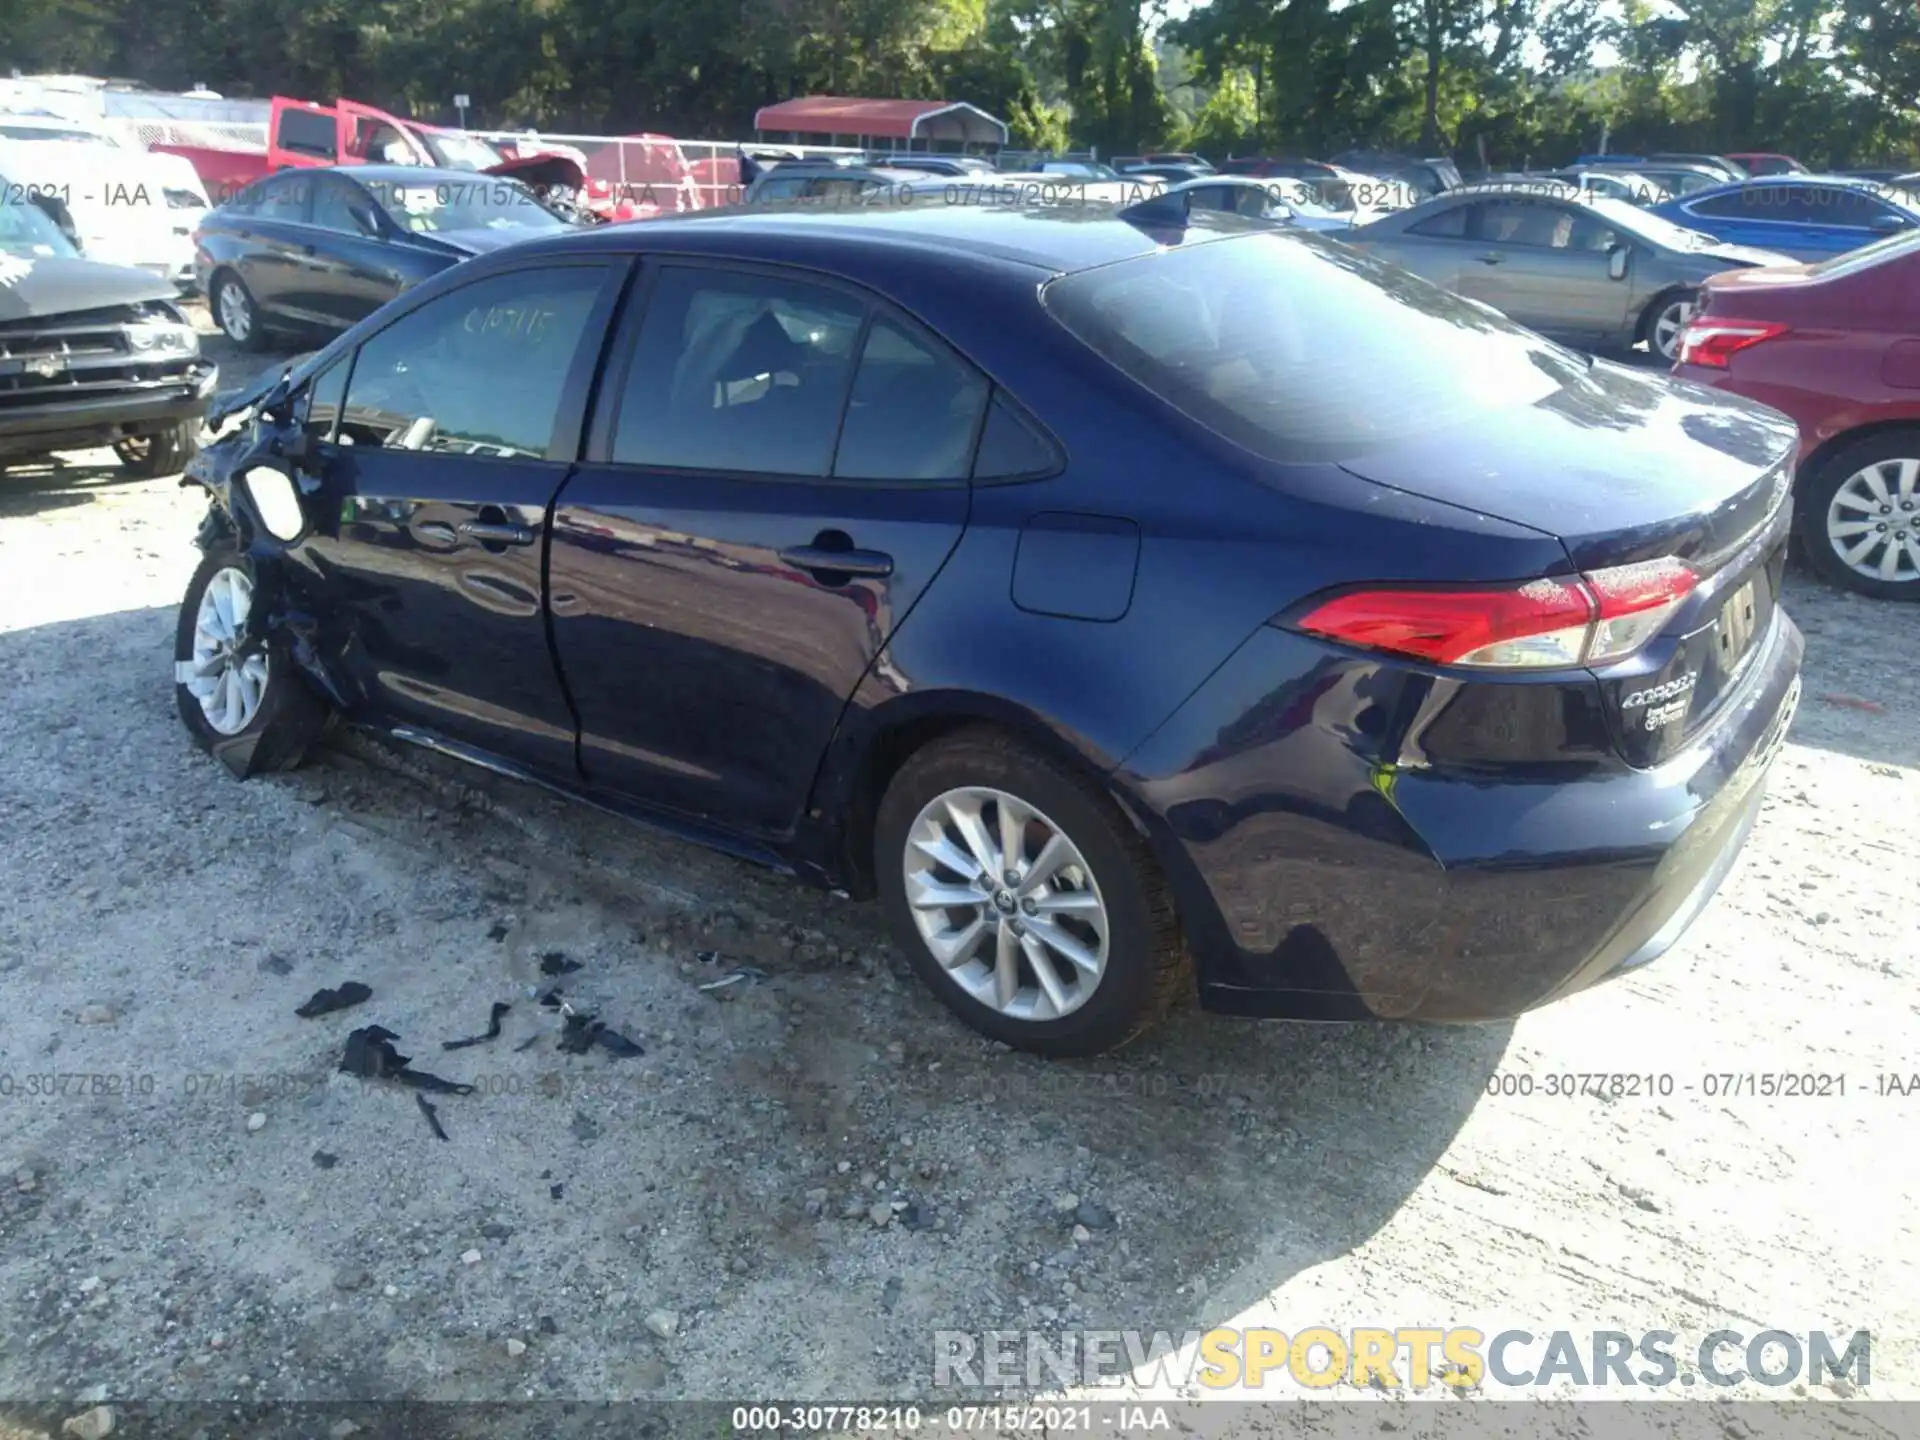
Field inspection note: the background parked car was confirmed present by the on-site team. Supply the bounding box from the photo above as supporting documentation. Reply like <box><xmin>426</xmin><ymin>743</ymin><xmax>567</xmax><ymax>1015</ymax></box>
<box><xmin>1587</xmin><ymin>161</ymin><xmax>1731</xmax><ymax>198</ymax></box>
<box><xmin>1652</xmin><ymin>175</ymin><xmax>1920</xmax><ymax>260</ymax></box>
<box><xmin>864</xmin><ymin>154</ymin><xmax>995</xmax><ymax>177</ymax></box>
<box><xmin>1125</xmin><ymin>175</ymin><xmax>1354</xmax><ymax>232</ymax></box>
<box><xmin>1029</xmin><ymin>159</ymin><xmax>1121</xmax><ymax>180</ymax></box>
<box><xmin>1726</xmin><ymin>152</ymin><xmax>1808</xmax><ymax>177</ymax></box>
<box><xmin>1578</xmin><ymin>152</ymin><xmax>1749</xmax><ymax>182</ymax></box>
<box><xmin>194</xmin><ymin>164</ymin><xmax>574</xmax><ymax>349</ymax></box>
<box><xmin>1215</xmin><ymin>158</ymin><xmax>1405</xmax><ymax>219</ymax></box>
<box><xmin>1674</xmin><ymin>228</ymin><xmax>1920</xmax><ymax>599</ymax></box>
<box><xmin>742</xmin><ymin>161</ymin><xmax>929</xmax><ymax>204</ymax></box>
<box><xmin>1114</xmin><ymin>161</ymin><xmax>1211</xmax><ymax>184</ymax></box>
<box><xmin>0</xmin><ymin>116</ymin><xmax>208</xmax><ymax>286</ymax></box>
<box><xmin>1538</xmin><ymin>169</ymin><xmax>1672</xmax><ymax>205</ymax></box>
<box><xmin>1329</xmin><ymin>150</ymin><xmax>1463</xmax><ymax>200</ymax></box>
<box><xmin>1348</xmin><ymin>186</ymin><xmax>1791</xmax><ymax>359</ymax></box>
<box><xmin>0</xmin><ymin>178</ymin><xmax>215</xmax><ymax>476</ymax></box>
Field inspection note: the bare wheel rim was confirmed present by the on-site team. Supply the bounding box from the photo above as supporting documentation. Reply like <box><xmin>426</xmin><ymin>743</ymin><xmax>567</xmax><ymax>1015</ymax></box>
<box><xmin>1653</xmin><ymin>298</ymin><xmax>1692</xmax><ymax>359</ymax></box>
<box><xmin>179</xmin><ymin>567</ymin><xmax>269</xmax><ymax>736</ymax></box>
<box><xmin>217</xmin><ymin>279</ymin><xmax>251</xmax><ymax>342</ymax></box>
<box><xmin>1827</xmin><ymin>458</ymin><xmax>1920</xmax><ymax>584</ymax></box>
<box><xmin>903</xmin><ymin>785</ymin><xmax>1109</xmax><ymax>1022</ymax></box>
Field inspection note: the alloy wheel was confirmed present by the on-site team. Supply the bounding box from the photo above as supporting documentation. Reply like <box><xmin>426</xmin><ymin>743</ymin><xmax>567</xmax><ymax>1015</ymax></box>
<box><xmin>1827</xmin><ymin>458</ymin><xmax>1920</xmax><ymax>585</ymax></box>
<box><xmin>217</xmin><ymin>279</ymin><xmax>252</xmax><ymax>343</ymax></box>
<box><xmin>1652</xmin><ymin>298</ymin><xmax>1693</xmax><ymax>361</ymax></box>
<box><xmin>902</xmin><ymin>785</ymin><xmax>1109</xmax><ymax>1021</ymax></box>
<box><xmin>178</xmin><ymin>567</ymin><xmax>269</xmax><ymax>735</ymax></box>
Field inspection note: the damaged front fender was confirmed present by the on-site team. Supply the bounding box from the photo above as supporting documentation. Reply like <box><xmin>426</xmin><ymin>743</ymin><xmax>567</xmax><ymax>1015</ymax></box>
<box><xmin>180</xmin><ymin>401</ymin><xmax>346</xmax><ymax>775</ymax></box>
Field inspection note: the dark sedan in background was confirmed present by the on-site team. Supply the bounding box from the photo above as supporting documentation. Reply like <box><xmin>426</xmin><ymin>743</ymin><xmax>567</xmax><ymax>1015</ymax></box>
<box><xmin>1349</xmin><ymin>185</ymin><xmax>1790</xmax><ymax>359</ymax></box>
<box><xmin>192</xmin><ymin>164</ymin><xmax>576</xmax><ymax>350</ymax></box>
<box><xmin>1676</xmin><ymin>228</ymin><xmax>1920</xmax><ymax>599</ymax></box>
<box><xmin>179</xmin><ymin>203</ymin><xmax>1800</xmax><ymax>1057</ymax></box>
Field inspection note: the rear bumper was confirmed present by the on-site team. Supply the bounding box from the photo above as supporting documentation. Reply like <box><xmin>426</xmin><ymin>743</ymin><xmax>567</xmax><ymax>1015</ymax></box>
<box><xmin>0</xmin><ymin>365</ymin><xmax>217</xmax><ymax>459</ymax></box>
<box><xmin>1119</xmin><ymin>605</ymin><xmax>1804</xmax><ymax>1022</ymax></box>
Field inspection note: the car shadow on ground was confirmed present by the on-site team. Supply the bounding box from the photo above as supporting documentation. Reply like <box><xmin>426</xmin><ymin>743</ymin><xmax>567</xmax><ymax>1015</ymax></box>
<box><xmin>0</xmin><ymin>602</ymin><xmax>1514</xmax><ymax>1398</ymax></box>
<box><xmin>0</xmin><ymin>455</ymin><xmax>141</xmax><ymax>519</ymax></box>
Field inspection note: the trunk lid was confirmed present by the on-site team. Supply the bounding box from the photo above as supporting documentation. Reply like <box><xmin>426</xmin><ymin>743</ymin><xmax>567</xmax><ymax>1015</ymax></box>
<box><xmin>1337</xmin><ymin>358</ymin><xmax>1797</xmax><ymax>764</ymax></box>
<box><xmin>1336</xmin><ymin>356</ymin><xmax>1796</xmax><ymax>572</ymax></box>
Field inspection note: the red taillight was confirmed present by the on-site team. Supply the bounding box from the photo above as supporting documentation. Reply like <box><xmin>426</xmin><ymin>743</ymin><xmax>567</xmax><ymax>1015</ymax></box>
<box><xmin>1676</xmin><ymin>318</ymin><xmax>1789</xmax><ymax>369</ymax></box>
<box><xmin>1295</xmin><ymin>559</ymin><xmax>1697</xmax><ymax>670</ymax></box>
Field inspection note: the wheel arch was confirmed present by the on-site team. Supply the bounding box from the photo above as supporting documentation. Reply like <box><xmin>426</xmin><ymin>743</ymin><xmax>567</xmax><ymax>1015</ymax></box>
<box><xmin>809</xmin><ymin>690</ymin><xmax>1152</xmax><ymax>901</ymax></box>
<box><xmin>1636</xmin><ymin>283</ymin><xmax>1697</xmax><ymax>347</ymax></box>
<box><xmin>1799</xmin><ymin>418</ymin><xmax>1920</xmax><ymax>494</ymax></box>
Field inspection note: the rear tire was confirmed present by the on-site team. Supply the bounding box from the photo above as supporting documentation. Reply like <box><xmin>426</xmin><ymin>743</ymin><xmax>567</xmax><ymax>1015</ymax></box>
<box><xmin>175</xmin><ymin>546</ymin><xmax>328</xmax><ymax>773</ymax></box>
<box><xmin>115</xmin><ymin>421</ymin><xmax>199</xmax><ymax>479</ymax></box>
<box><xmin>1797</xmin><ymin>431</ymin><xmax>1920</xmax><ymax>600</ymax></box>
<box><xmin>211</xmin><ymin>269</ymin><xmax>268</xmax><ymax>351</ymax></box>
<box><xmin>874</xmin><ymin>727</ymin><xmax>1188</xmax><ymax>1057</ymax></box>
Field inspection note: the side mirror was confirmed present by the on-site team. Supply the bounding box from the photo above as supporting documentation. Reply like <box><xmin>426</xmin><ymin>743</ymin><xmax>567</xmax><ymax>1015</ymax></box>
<box><xmin>1607</xmin><ymin>243</ymin><xmax>1630</xmax><ymax>281</ymax></box>
<box><xmin>1869</xmin><ymin>213</ymin><xmax>1909</xmax><ymax>234</ymax></box>
<box><xmin>241</xmin><ymin>462</ymin><xmax>311</xmax><ymax>543</ymax></box>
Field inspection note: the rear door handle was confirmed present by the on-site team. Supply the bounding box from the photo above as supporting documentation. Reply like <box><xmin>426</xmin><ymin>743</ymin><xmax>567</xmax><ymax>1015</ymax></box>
<box><xmin>1475</xmin><ymin>252</ymin><xmax>1504</xmax><ymax>265</ymax></box>
<box><xmin>459</xmin><ymin>520</ymin><xmax>537</xmax><ymax>546</ymax></box>
<box><xmin>779</xmin><ymin>544</ymin><xmax>894</xmax><ymax>578</ymax></box>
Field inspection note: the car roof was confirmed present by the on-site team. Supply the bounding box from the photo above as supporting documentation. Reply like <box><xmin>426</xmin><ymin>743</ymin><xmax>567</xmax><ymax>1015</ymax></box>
<box><xmin>295</xmin><ymin>163</ymin><xmax>531</xmax><ymax>187</ymax></box>
<box><xmin>1681</xmin><ymin>173</ymin><xmax>1915</xmax><ymax>199</ymax></box>
<box><xmin>500</xmin><ymin>200</ymin><xmax>1229</xmax><ymax>275</ymax></box>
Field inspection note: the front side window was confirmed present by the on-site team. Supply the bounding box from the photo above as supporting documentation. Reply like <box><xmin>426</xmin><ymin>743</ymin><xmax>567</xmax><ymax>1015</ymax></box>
<box><xmin>310</xmin><ymin>177</ymin><xmax>379</xmax><ymax>236</ymax></box>
<box><xmin>361</xmin><ymin>178</ymin><xmax>568</xmax><ymax>237</ymax></box>
<box><xmin>612</xmin><ymin>267</ymin><xmax>865</xmax><ymax>475</ymax></box>
<box><xmin>337</xmin><ymin>267</ymin><xmax>607</xmax><ymax>457</ymax></box>
<box><xmin>299</xmin><ymin>357</ymin><xmax>350</xmax><ymax>443</ymax></box>
<box><xmin>255</xmin><ymin>176</ymin><xmax>311</xmax><ymax>224</ymax></box>
<box><xmin>1407</xmin><ymin>204</ymin><xmax>1469</xmax><ymax>238</ymax></box>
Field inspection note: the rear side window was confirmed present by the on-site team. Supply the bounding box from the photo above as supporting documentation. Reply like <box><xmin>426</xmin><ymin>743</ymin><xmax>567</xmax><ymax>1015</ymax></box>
<box><xmin>256</xmin><ymin>176</ymin><xmax>310</xmax><ymax>224</ymax></box>
<box><xmin>275</xmin><ymin>109</ymin><xmax>337</xmax><ymax>160</ymax></box>
<box><xmin>972</xmin><ymin>393</ymin><xmax>1059</xmax><ymax>480</ymax></box>
<box><xmin>1408</xmin><ymin>204</ymin><xmax>1468</xmax><ymax>238</ymax></box>
<box><xmin>338</xmin><ymin>266</ymin><xmax>606</xmax><ymax>457</ymax></box>
<box><xmin>1043</xmin><ymin>231</ymin><xmax>1573</xmax><ymax>464</ymax></box>
<box><xmin>834</xmin><ymin>318</ymin><xmax>987</xmax><ymax>481</ymax></box>
<box><xmin>612</xmin><ymin>267</ymin><xmax>865</xmax><ymax>475</ymax></box>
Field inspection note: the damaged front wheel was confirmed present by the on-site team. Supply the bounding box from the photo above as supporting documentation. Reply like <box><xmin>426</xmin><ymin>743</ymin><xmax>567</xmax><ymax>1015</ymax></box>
<box><xmin>174</xmin><ymin>547</ymin><xmax>328</xmax><ymax>776</ymax></box>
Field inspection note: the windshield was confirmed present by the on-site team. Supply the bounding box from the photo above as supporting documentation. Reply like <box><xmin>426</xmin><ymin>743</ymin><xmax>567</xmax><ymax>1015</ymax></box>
<box><xmin>1045</xmin><ymin>231</ymin><xmax>1579</xmax><ymax>464</ymax></box>
<box><xmin>0</xmin><ymin>191</ymin><xmax>81</xmax><ymax>259</ymax></box>
<box><xmin>365</xmin><ymin>178</ymin><xmax>568</xmax><ymax>235</ymax></box>
<box><xmin>422</xmin><ymin>131</ymin><xmax>508</xmax><ymax>171</ymax></box>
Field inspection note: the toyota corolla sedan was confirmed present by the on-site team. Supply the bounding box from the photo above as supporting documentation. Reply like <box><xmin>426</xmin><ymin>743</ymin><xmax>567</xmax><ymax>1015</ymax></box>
<box><xmin>176</xmin><ymin>202</ymin><xmax>1803</xmax><ymax>1056</ymax></box>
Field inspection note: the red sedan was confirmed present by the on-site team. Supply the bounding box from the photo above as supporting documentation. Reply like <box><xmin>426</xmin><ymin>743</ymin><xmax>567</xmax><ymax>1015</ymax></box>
<box><xmin>1673</xmin><ymin>230</ymin><xmax>1920</xmax><ymax>599</ymax></box>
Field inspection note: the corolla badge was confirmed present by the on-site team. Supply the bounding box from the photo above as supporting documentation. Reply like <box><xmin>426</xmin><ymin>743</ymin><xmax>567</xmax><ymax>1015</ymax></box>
<box><xmin>1622</xmin><ymin>672</ymin><xmax>1697</xmax><ymax>710</ymax></box>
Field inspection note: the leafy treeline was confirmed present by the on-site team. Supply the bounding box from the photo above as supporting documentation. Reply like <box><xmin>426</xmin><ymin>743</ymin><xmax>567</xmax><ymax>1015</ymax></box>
<box><xmin>4</xmin><ymin>0</ymin><xmax>1918</xmax><ymax>166</ymax></box>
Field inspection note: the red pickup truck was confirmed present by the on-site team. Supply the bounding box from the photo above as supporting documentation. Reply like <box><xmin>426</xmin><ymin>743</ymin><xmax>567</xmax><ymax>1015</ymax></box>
<box><xmin>154</xmin><ymin>96</ymin><xmax>585</xmax><ymax>205</ymax></box>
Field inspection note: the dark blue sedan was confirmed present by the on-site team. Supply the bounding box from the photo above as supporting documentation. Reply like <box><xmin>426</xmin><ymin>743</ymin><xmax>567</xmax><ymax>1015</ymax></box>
<box><xmin>1650</xmin><ymin>175</ymin><xmax>1920</xmax><ymax>260</ymax></box>
<box><xmin>192</xmin><ymin>164</ymin><xmax>575</xmax><ymax>351</ymax></box>
<box><xmin>176</xmin><ymin>200</ymin><xmax>1803</xmax><ymax>1056</ymax></box>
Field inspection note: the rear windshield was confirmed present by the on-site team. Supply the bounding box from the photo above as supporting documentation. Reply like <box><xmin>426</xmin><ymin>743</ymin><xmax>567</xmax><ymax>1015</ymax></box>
<box><xmin>1043</xmin><ymin>230</ymin><xmax>1577</xmax><ymax>464</ymax></box>
<box><xmin>1804</xmin><ymin>227</ymin><xmax>1920</xmax><ymax>277</ymax></box>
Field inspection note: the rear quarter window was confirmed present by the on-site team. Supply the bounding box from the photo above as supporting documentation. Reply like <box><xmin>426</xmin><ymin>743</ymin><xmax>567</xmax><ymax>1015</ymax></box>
<box><xmin>1042</xmin><ymin>231</ymin><xmax>1579</xmax><ymax>464</ymax></box>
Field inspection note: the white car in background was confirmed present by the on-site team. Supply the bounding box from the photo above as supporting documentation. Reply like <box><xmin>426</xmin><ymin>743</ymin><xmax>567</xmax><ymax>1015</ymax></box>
<box><xmin>0</xmin><ymin>114</ymin><xmax>208</xmax><ymax>288</ymax></box>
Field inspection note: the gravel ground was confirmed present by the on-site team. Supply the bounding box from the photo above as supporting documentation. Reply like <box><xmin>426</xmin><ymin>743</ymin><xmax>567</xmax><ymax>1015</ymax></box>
<box><xmin>0</xmin><ymin>310</ymin><xmax>1916</xmax><ymax>1419</ymax></box>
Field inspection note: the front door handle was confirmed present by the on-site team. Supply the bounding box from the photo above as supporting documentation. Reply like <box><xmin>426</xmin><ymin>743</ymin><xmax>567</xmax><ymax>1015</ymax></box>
<box><xmin>1474</xmin><ymin>252</ymin><xmax>1504</xmax><ymax>265</ymax></box>
<box><xmin>459</xmin><ymin>520</ymin><xmax>537</xmax><ymax>546</ymax></box>
<box><xmin>779</xmin><ymin>544</ymin><xmax>894</xmax><ymax>579</ymax></box>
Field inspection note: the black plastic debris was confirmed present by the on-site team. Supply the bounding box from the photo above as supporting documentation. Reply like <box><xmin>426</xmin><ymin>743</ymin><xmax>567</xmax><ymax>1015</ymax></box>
<box><xmin>312</xmin><ymin>1151</ymin><xmax>339</xmax><ymax>1170</ymax></box>
<box><xmin>442</xmin><ymin>1002</ymin><xmax>511</xmax><ymax>1051</ymax></box>
<box><xmin>339</xmin><ymin>1025</ymin><xmax>475</xmax><ymax>1095</ymax></box>
<box><xmin>549</xmin><ymin>1184</ymin><xmax>564</xmax><ymax>1201</ymax></box>
<box><xmin>416</xmin><ymin>1093</ymin><xmax>450</xmax><ymax>1141</ymax></box>
<box><xmin>487</xmin><ymin>922</ymin><xmax>509</xmax><ymax>943</ymax></box>
<box><xmin>537</xmin><ymin>988</ymin><xmax>566</xmax><ymax>1010</ymax></box>
<box><xmin>557</xmin><ymin>1010</ymin><xmax>644</xmax><ymax>1059</ymax></box>
<box><xmin>538</xmin><ymin>1315</ymin><xmax>559</xmax><ymax>1336</ymax></box>
<box><xmin>539</xmin><ymin>951</ymin><xmax>583</xmax><ymax>976</ymax></box>
<box><xmin>296</xmin><ymin>982</ymin><xmax>372</xmax><ymax>1019</ymax></box>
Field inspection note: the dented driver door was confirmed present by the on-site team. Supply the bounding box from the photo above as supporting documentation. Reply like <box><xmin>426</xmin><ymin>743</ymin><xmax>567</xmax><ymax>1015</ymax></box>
<box><xmin>297</xmin><ymin>260</ymin><xmax>626</xmax><ymax>780</ymax></box>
